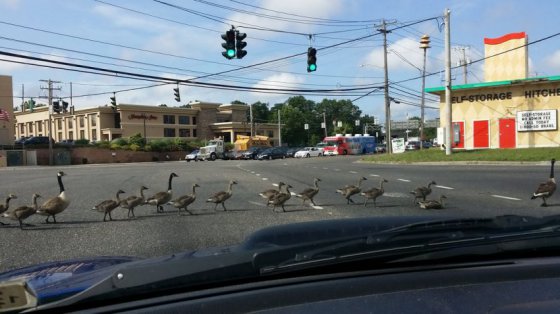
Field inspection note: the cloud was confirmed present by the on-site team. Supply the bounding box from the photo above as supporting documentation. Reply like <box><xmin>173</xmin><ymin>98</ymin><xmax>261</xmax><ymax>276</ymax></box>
<box><xmin>544</xmin><ymin>50</ymin><xmax>560</xmax><ymax>73</ymax></box>
<box><xmin>249</xmin><ymin>72</ymin><xmax>304</xmax><ymax>102</ymax></box>
<box><xmin>362</xmin><ymin>37</ymin><xmax>425</xmax><ymax>73</ymax></box>
<box><xmin>0</xmin><ymin>0</ymin><xmax>20</xmax><ymax>10</ymax></box>
<box><xmin>92</xmin><ymin>4</ymin><xmax>165</xmax><ymax>32</ymax></box>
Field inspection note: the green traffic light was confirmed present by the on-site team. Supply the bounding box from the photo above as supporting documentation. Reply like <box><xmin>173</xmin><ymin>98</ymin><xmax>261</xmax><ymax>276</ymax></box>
<box><xmin>227</xmin><ymin>49</ymin><xmax>235</xmax><ymax>58</ymax></box>
<box><xmin>309</xmin><ymin>64</ymin><xmax>316</xmax><ymax>71</ymax></box>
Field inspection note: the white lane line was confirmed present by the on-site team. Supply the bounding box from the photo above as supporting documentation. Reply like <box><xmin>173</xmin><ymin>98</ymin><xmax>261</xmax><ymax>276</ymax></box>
<box><xmin>435</xmin><ymin>185</ymin><xmax>454</xmax><ymax>190</ymax></box>
<box><xmin>272</xmin><ymin>183</ymin><xmax>279</xmax><ymax>187</ymax></box>
<box><xmin>334</xmin><ymin>169</ymin><xmax>341</xmax><ymax>171</ymax></box>
<box><xmin>383</xmin><ymin>192</ymin><xmax>411</xmax><ymax>198</ymax></box>
<box><xmin>397</xmin><ymin>178</ymin><xmax>411</xmax><ymax>182</ymax></box>
<box><xmin>369</xmin><ymin>174</ymin><xmax>380</xmax><ymax>177</ymax></box>
<box><xmin>262</xmin><ymin>178</ymin><xmax>268</xmax><ymax>181</ymax></box>
<box><xmin>256</xmin><ymin>173</ymin><xmax>261</xmax><ymax>176</ymax></box>
<box><xmin>349</xmin><ymin>171</ymin><xmax>358</xmax><ymax>174</ymax></box>
<box><xmin>491</xmin><ymin>195</ymin><xmax>522</xmax><ymax>201</ymax></box>
<box><xmin>323</xmin><ymin>167</ymin><xmax>329</xmax><ymax>170</ymax></box>
<box><xmin>311</xmin><ymin>205</ymin><xmax>324</xmax><ymax>210</ymax></box>
<box><xmin>248</xmin><ymin>201</ymin><xmax>266</xmax><ymax>206</ymax></box>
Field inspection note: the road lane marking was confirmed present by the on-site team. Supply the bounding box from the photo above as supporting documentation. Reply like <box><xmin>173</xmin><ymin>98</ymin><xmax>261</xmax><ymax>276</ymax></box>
<box><xmin>311</xmin><ymin>205</ymin><xmax>324</xmax><ymax>209</ymax></box>
<box><xmin>256</xmin><ymin>173</ymin><xmax>261</xmax><ymax>176</ymax></box>
<box><xmin>397</xmin><ymin>178</ymin><xmax>411</xmax><ymax>182</ymax></box>
<box><xmin>383</xmin><ymin>192</ymin><xmax>410</xmax><ymax>198</ymax></box>
<box><xmin>262</xmin><ymin>178</ymin><xmax>268</xmax><ymax>181</ymax></box>
<box><xmin>491</xmin><ymin>195</ymin><xmax>521</xmax><ymax>201</ymax></box>
<box><xmin>349</xmin><ymin>171</ymin><xmax>358</xmax><ymax>174</ymax></box>
<box><xmin>272</xmin><ymin>183</ymin><xmax>279</xmax><ymax>187</ymax></box>
<box><xmin>369</xmin><ymin>174</ymin><xmax>380</xmax><ymax>177</ymax></box>
<box><xmin>435</xmin><ymin>185</ymin><xmax>454</xmax><ymax>190</ymax></box>
<box><xmin>334</xmin><ymin>169</ymin><xmax>341</xmax><ymax>171</ymax></box>
<box><xmin>249</xmin><ymin>201</ymin><xmax>266</xmax><ymax>206</ymax></box>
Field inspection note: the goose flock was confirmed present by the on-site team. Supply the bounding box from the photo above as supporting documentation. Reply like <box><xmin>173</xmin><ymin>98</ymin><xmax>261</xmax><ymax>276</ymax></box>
<box><xmin>0</xmin><ymin>158</ymin><xmax>556</xmax><ymax>229</ymax></box>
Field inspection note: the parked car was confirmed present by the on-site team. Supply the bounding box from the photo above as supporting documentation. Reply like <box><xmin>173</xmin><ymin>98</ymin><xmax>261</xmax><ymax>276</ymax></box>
<box><xmin>294</xmin><ymin>147</ymin><xmax>323</xmax><ymax>158</ymax></box>
<box><xmin>14</xmin><ymin>136</ymin><xmax>30</xmax><ymax>145</ymax></box>
<box><xmin>422</xmin><ymin>141</ymin><xmax>431</xmax><ymax>149</ymax></box>
<box><xmin>242</xmin><ymin>146</ymin><xmax>268</xmax><ymax>160</ymax></box>
<box><xmin>23</xmin><ymin>136</ymin><xmax>54</xmax><ymax>146</ymax></box>
<box><xmin>257</xmin><ymin>147</ymin><xmax>286</xmax><ymax>160</ymax></box>
<box><xmin>375</xmin><ymin>144</ymin><xmax>387</xmax><ymax>153</ymax></box>
<box><xmin>285</xmin><ymin>147</ymin><xmax>303</xmax><ymax>158</ymax></box>
<box><xmin>405</xmin><ymin>141</ymin><xmax>421</xmax><ymax>151</ymax></box>
<box><xmin>185</xmin><ymin>149</ymin><xmax>199</xmax><ymax>162</ymax></box>
<box><xmin>58</xmin><ymin>139</ymin><xmax>75</xmax><ymax>146</ymax></box>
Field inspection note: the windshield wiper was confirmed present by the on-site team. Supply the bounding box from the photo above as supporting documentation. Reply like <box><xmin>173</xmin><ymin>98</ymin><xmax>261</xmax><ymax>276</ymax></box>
<box><xmin>254</xmin><ymin>215</ymin><xmax>560</xmax><ymax>275</ymax></box>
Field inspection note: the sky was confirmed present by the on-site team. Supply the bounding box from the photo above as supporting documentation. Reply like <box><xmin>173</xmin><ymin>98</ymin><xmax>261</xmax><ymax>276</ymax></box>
<box><xmin>0</xmin><ymin>0</ymin><xmax>559</xmax><ymax>121</ymax></box>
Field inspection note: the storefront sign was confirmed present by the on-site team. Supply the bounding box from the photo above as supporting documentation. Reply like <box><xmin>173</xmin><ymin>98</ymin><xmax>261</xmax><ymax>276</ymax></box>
<box><xmin>517</xmin><ymin>109</ymin><xmax>557</xmax><ymax>131</ymax></box>
<box><xmin>129</xmin><ymin>114</ymin><xmax>157</xmax><ymax>120</ymax></box>
<box><xmin>392</xmin><ymin>138</ymin><xmax>405</xmax><ymax>154</ymax></box>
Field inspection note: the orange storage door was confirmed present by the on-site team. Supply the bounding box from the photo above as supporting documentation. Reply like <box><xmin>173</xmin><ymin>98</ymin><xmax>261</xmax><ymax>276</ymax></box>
<box><xmin>473</xmin><ymin>120</ymin><xmax>489</xmax><ymax>148</ymax></box>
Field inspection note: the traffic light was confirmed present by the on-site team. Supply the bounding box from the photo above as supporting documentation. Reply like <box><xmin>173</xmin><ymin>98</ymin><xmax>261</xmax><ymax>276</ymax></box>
<box><xmin>52</xmin><ymin>100</ymin><xmax>61</xmax><ymax>113</ymax></box>
<box><xmin>307</xmin><ymin>47</ymin><xmax>317</xmax><ymax>72</ymax></box>
<box><xmin>110</xmin><ymin>94</ymin><xmax>117</xmax><ymax>108</ymax></box>
<box><xmin>173</xmin><ymin>86</ymin><xmax>181</xmax><ymax>102</ymax></box>
<box><xmin>236</xmin><ymin>31</ymin><xmax>247</xmax><ymax>59</ymax></box>
<box><xmin>62</xmin><ymin>101</ymin><xmax>69</xmax><ymax>113</ymax></box>
<box><xmin>221</xmin><ymin>29</ymin><xmax>236</xmax><ymax>59</ymax></box>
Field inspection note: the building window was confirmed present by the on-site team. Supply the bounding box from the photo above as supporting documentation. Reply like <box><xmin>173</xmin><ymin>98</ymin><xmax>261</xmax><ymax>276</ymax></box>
<box><xmin>91</xmin><ymin>115</ymin><xmax>97</xmax><ymax>127</ymax></box>
<box><xmin>178</xmin><ymin>116</ymin><xmax>190</xmax><ymax>125</ymax></box>
<box><xmin>91</xmin><ymin>129</ymin><xmax>97</xmax><ymax>141</ymax></box>
<box><xmin>80</xmin><ymin>130</ymin><xmax>85</xmax><ymax>139</ymax></box>
<box><xmin>164</xmin><ymin>128</ymin><xmax>176</xmax><ymax>137</ymax></box>
<box><xmin>19</xmin><ymin>124</ymin><xmax>24</xmax><ymax>133</ymax></box>
<box><xmin>163</xmin><ymin>115</ymin><xmax>175</xmax><ymax>124</ymax></box>
<box><xmin>179</xmin><ymin>128</ymin><xmax>190</xmax><ymax>137</ymax></box>
<box><xmin>193</xmin><ymin>129</ymin><xmax>197</xmax><ymax>137</ymax></box>
<box><xmin>68</xmin><ymin>118</ymin><xmax>73</xmax><ymax>129</ymax></box>
<box><xmin>57</xmin><ymin>119</ymin><xmax>62</xmax><ymax>130</ymax></box>
<box><xmin>192</xmin><ymin>117</ymin><xmax>197</xmax><ymax>125</ymax></box>
<box><xmin>69</xmin><ymin>131</ymin><xmax>74</xmax><ymax>140</ymax></box>
<box><xmin>28</xmin><ymin>122</ymin><xmax>33</xmax><ymax>133</ymax></box>
<box><xmin>38</xmin><ymin>122</ymin><xmax>42</xmax><ymax>132</ymax></box>
<box><xmin>58</xmin><ymin>132</ymin><xmax>62</xmax><ymax>141</ymax></box>
<box><xmin>267</xmin><ymin>130</ymin><xmax>274</xmax><ymax>138</ymax></box>
<box><xmin>79</xmin><ymin>116</ymin><xmax>84</xmax><ymax>128</ymax></box>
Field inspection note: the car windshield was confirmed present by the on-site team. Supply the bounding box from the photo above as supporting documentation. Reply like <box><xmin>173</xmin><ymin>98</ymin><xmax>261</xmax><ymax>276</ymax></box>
<box><xmin>1</xmin><ymin>1</ymin><xmax>559</xmax><ymax>312</ymax></box>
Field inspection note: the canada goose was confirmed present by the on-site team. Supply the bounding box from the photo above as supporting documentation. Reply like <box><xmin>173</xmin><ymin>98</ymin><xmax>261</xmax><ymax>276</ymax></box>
<box><xmin>361</xmin><ymin>178</ymin><xmax>388</xmax><ymax>207</ymax></box>
<box><xmin>418</xmin><ymin>195</ymin><xmax>448</xmax><ymax>209</ymax></box>
<box><xmin>296</xmin><ymin>178</ymin><xmax>321</xmax><ymax>206</ymax></box>
<box><xmin>93</xmin><ymin>189</ymin><xmax>126</xmax><ymax>222</ymax></box>
<box><xmin>0</xmin><ymin>194</ymin><xmax>17</xmax><ymax>225</ymax></box>
<box><xmin>207</xmin><ymin>180</ymin><xmax>237</xmax><ymax>211</ymax></box>
<box><xmin>268</xmin><ymin>184</ymin><xmax>293</xmax><ymax>212</ymax></box>
<box><xmin>146</xmin><ymin>173</ymin><xmax>178</xmax><ymax>213</ymax></box>
<box><xmin>259</xmin><ymin>182</ymin><xmax>285</xmax><ymax>203</ymax></box>
<box><xmin>120</xmin><ymin>186</ymin><xmax>149</xmax><ymax>218</ymax></box>
<box><xmin>37</xmin><ymin>171</ymin><xmax>70</xmax><ymax>224</ymax></box>
<box><xmin>410</xmin><ymin>180</ymin><xmax>437</xmax><ymax>204</ymax></box>
<box><xmin>169</xmin><ymin>183</ymin><xmax>200</xmax><ymax>215</ymax></box>
<box><xmin>532</xmin><ymin>158</ymin><xmax>556</xmax><ymax>207</ymax></box>
<box><xmin>3</xmin><ymin>194</ymin><xmax>41</xmax><ymax>230</ymax></box>
<box><xmin>336</xmin><ymin>177</ymin><xmax>367</xmax><ymax>204</ymax></box>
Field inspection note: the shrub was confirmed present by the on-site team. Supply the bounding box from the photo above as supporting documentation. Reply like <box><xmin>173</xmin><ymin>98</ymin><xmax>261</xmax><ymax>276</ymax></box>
<box><xmin>96</xmin><ymin>141</ymin><xmax>111</xmax><ymax>149</ymax></box>
<box><xmin>75</xmin><ymin>139</ymin><xmax>90</xmax><ymax>146</ymax></box>
<box><xmin>129</xmin><ymin>133</ymin><xmax>145</xmax><ymax>147</ymax></box>
<box><xmin>111</xmin><ymin>138</ymin><xmax>128</xmax><ymax>146</ymax></box>
<box><xmin>110</xmin><ymin>143</ymin><xmax>121</xmax><ymax>150</ymax></box>
<box><xmin>144</xmin><ymin>144</ymin><xmax>152</xmax><ymax>152</ymax></box>
<box><xmin>129</xmin><ymin>143</ymin><xmax>141</xmax><ymax>151</ymax></box>
<box><xmin>120</xmin><ymin>144</ymin><xmax>130</xmax><ymax>150</ymax></box>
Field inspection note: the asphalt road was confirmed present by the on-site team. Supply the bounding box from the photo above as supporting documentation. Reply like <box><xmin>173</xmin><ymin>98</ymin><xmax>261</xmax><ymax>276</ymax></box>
<box><xmin>0</xmin><ymin>156</ymin><xmax>556</xmax><ymax>272</ymax></box>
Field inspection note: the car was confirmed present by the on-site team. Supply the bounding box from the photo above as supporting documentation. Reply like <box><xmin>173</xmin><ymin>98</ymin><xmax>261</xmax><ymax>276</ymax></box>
<box><xmin>242</xmin><ymin>146</ymin><xmax>268</xmax><ymax>160</ymax></box>
<box><xmin>421</xmin><ymin>141</ymin><xmax>431</xmax><ymax>149</ymax></box>
<box><xmin>185</xmin><ymin>149</ymin><xmax>199</xmax><ymax>162</ymax></box>
<box><xmin>405</xmin><ymin>141</ymin><xmax>420</xmax><ymax>151</ymax></box>
<box><xmin>285</xmin><ymin>147</ymin><xmax>304</xmax><ymax>158</ymax></box>
<box><xmin>14</xmin><ymin>136</ymin><xmax>30</xmax><ymax>145</ymax></box>
<box><xmin>257</xmin><ymin>147</ymin><xmax>286</xmax><ymax>160</ymax></box>
<box><xmin>22</xmin><ymin>136</ymin><xmax>54</xmax><ymax>146</ymax></box>
<box><xmin>58</xmin><ymin>139</ymin><xmax>75</xmax><ymax>146</ymax></box>
<box><xmin>294</xmin><ymin>147</ymin><xmax>323</xmax><ymax>158</ymax></box>
<box><xmin>375</xmin><ymin>144</ymin><xmax>387</xmax><ymax>153</ymax></box>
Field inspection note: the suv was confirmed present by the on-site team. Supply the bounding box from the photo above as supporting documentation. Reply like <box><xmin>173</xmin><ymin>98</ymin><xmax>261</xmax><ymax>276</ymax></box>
<box><xmin>23</xmin><ymin>136</ymin><xmax>54</xmax><ymax>146</ymax></box>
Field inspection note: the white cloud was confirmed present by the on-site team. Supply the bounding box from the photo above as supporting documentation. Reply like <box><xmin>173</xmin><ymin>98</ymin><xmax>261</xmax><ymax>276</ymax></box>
<box><xmin>544</xmin><ymin>50</ymin><xmax>560</xmax><ymax>73</ymax></box>
<box><xmin>362</xmin><ymin>37</ymin><xmax>425</xmax><ymax>73</ymax></box>
<box><xmin>0</xmin><ymin>0</ymin><xmax>20</xmax><ymax>10</ymax></box>
<box><xmin>92</xmin><ymin>4</ymin><xmax>165</xmax><ymax>32</ymax></box>
<box><xmin>250</xmin><ymin>72</ymin><xmax>304</xmax><ymax>102</ymax></box>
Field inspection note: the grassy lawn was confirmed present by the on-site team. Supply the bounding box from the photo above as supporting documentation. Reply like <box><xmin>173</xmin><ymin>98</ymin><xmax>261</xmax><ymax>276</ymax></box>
<box><xmin>362</xmin><ymin>147</ymin><xmax>560</xmax><ymax>163</ymax></box>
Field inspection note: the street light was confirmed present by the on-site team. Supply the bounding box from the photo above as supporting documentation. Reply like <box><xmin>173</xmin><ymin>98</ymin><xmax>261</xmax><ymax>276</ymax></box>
<box><xmin>419</xmin><ymin>34</ymin><xmax>431</xmax><ymax>150</ymax></box>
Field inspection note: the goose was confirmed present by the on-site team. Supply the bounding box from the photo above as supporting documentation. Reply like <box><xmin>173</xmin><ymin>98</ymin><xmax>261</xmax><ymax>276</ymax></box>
<box><xmin>146</xmin><ymin>172</ymin><xmax>178</xmax><ymax>213</ymax></box>
<box><xmin>120</xmin><ymin>186</ymin><xmax>149</xmax><ymax>218</ymax></box>
<box><xmin>0</xmin><ymin>194</ymin><xmax>17</xmax><ymax>225</ymax></box>
<box><xmin>93</xmin><ymin>189</ymin><xmax>126</xmax><ymax>222</ymax></box>
<box><xmin>3</xmin><ymin>194</ymin><xmax>41</xmax><ymax>230</ymax></box>
<box><xmin>207</xmin><ymin>180</ymin><xmax>237</xmax><ymax>211</ymax></box>
<box><xmin>296</xmin><ymin>178</ymin><xmax>321</xmax><ymax>206</ymax></box>
<box><xmin>169</xmin><ymin>183</ymin><xmax>200</xmax><ymax>215</ymax></box>
<box><xmin>268</xmin><ymin>184</ymin><xmax>293</xmax><ymax>212</ymax></box>
<box><xmin>259</xmin><ymin>182</ymin><xmax>285</xmax><ymax>203</ymax></box>
<box><xmin>336</xmin><ymin>177</ymin><xmax>367</xmax><ymax>204</ymax></box>
<box><xmin>532</xmin><ymin>158</ymin><xmax>556</xmax><ymax>207</ymax></box>
<box><xmin>410</xmin><ymin>180</ymin><xmax>437</xmax><ymax>204</ymax></box>
<box><xmin>418</xmin><ymin>195</ymin><xmax>448</xmax><ymax>210</ymax></box>
<box><xmin>361</xmin><ymin>178</ymin><xmax>388</xmax><ymax>207</ymax></box>
<box><xmin>37</xmin><ymin>171</ymin><xmax>70</xmax><ymax>224</ymax></box>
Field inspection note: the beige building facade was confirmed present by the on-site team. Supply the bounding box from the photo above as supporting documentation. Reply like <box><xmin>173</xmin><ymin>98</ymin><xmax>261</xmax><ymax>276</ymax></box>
<box><xmin>0</xmin><ymin>75</ymin><xmax>15</xmax><ymax>146</ymax></box>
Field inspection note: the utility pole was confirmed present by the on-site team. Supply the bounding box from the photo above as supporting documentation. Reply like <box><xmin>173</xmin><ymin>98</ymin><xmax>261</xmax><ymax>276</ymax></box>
<box><xmin>40</xmin><ymin>79</ymin><xmax>61</xmax><ymax>166</ymax></box>
<box><xmin>249</xmin><ymin>103</ymin><xmax>254</xmax><ymax>137</ymax></box>
<box><xmin>420</xmin><ymin>34</ymin><xmax>431</xmax><ymax>149</ymax></box>
<box><xmin>377</xmin><ymin>19</ymin><xmax>395</xmax><ymax>154</ymax></box>
<box><xmin>21</xmin><ymin>84</ymin><xmax>24</xmax><ymax>112</ymax></box>
<box><xmin>323</xmin><ymin>112</ymin><xmax>327</xmax><ymax>138</ymax></box>
<box><xmin>454</xmin><ymin>46</ymin><xmax>470</xmax><ymax>84</ymax></box>
<box><xmin>278</xmin><ymin>109</ymin><xmax>281</xmax><ymax>147</ymax></box>
<box><xmin>444</xmin><ymin>9</ymin><xmax>452</xmax><ymax>156</ymax></box>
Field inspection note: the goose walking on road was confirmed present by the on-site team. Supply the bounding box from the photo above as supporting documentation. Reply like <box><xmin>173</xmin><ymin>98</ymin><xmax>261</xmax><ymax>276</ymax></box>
<box><xmin>37</xmin><ymin>171</ymin><xmax>70</xmax><ymax>224</ymax></box>
<box><xmin>296</xmin><ymin>178</ymin><xmax>321</xmax><ymax>206</ymax></box>
<box><xmin>3</xmin><ymin>194</ymin><xmax>41</xmax><ymax>229</ymax></box>
<box><xmin>532</xmin><ymin>158</ymin><xmax>556</xmax><ymax>207</ymax></box>
<box><xmin>268</xmin><ymin>184</ymin><xmax>293</xmax><ymax>212</ymax></box>
<box><xmin>146</xmin><ymin>173</ymin><xmax>178</xmax><ymax>213</ymax></box>
<box><xmin>93</xmin><ymin>190</ymin><xmax>125</xmax><ymax>222</ymax></box>
<box><xmin>259</xmin><ymin>182</ymin><xmax>285</xmax><ymax>204</ymax></box>
<box><xmin>0</xmin><ymin>194</ymin><xmax>17</xmax><ymax>225</ymax></box>
<box><xmin>361</xmin><ymin>178</ymin><xmax>388</xmax><ymax>207</ymax></box>
<box><xmin>418</xmin><ymin>195</ymin><xmax>448</xmax><ymax>210</ymax></box>
<box><xmin>410</xmin><ymin>181</ymin><xmax>437</xmax><ymax>204</ymax></box>
<box><xmin>336</xmin><ymin>177</ymin><xmax>367</xmax><ymax>204</ymax></box>
<box><xmin>120</xmin><ymin>186</ymin><xmax>148</xmax><ymax>218</ymax></box>
<box><xmin>207</xmin><ymin>180</ymin><xmax>237</xmax><ymax>211</ymax></box>
<box><xmin>169</xmin><ymin>183</ymin><xmax>200</xmax><ymax>215</ymax></box>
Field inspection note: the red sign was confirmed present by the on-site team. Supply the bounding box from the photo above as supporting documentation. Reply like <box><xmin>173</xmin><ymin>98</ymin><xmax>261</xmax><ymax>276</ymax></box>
<box><xmin>129</xmin><ymin>114</ymin><xmax>157</xmax><ymax>120</ymax></box>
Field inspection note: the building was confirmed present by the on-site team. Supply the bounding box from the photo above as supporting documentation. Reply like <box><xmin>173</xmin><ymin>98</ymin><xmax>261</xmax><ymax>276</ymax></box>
<box><xmin>427</xmin><ymin>32</ymin><xmax>560</xmax><ymax>149</ymax></box>
<box><xmin>12</xmin><ymin>101</ymin><xmax>280</xmax><ymax>145</ymax></box>
<box><xmin>0</xmin><ymin>75</ymin><xmax>15</xmax><ymax>146</ymax></box>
